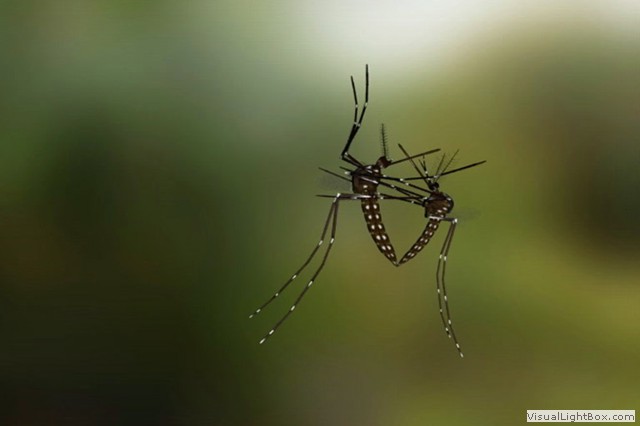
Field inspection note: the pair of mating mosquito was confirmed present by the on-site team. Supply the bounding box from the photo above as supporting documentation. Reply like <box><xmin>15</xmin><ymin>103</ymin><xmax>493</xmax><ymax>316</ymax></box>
<box><xmin>250</xmin><ymin>65</ymin><xmax>485</xmax><ymax>357</ymax></box>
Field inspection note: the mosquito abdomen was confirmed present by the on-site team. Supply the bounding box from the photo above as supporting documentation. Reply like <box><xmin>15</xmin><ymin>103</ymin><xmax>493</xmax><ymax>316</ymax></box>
<box><xmin>398</xmin><ymin>217</ymin><xmax>441</xmax><ymax>265</ymax></box>
<box><xmin>360</xmin><ymin>199</ymin><xmax>397</xmax><ymax>264</ymax></box>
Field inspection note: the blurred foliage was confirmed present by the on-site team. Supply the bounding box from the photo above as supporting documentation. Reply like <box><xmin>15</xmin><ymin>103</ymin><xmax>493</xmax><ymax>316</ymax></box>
<box><xmin>0</xmin><ymin>1</ymin><xmax>639</xmax><ymax>425</ymax></box>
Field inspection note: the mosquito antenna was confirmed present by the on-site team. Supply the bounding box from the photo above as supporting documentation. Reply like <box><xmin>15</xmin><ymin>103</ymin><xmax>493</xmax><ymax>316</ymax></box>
<box><xmin>434</xmin><ymin>153</ymin><xmax>447</xmax><ymax>178</ymax></box>
<box><xmin>417</xmin><ymin>156</ymin><xmax>425</xmax><ymax>173</ymax></box>
<box><xmin>438</xmin><ymin>149</ymin><xmax>459</xmax><ymax>178</ymax></box>
<box><xmin>380</xmin><ymin>123</ymin><xmax>389</xmax><ymax>159</ymax></box>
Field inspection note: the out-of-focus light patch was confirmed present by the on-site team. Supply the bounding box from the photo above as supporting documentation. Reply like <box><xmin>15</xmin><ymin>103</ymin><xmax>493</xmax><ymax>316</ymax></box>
<box><xmin>597</xmin><ymin>0</ymin><xmax>640</xmax><ymax>32</ymax></box>
<box><xmin>299</xmin><ymin>0</ymin><xmax>639</xmax><ymax>75</ymax></box>
<box><xmin>301</xmin><ymin>0</ymin><xmax>495</xmax><ymax>71</ymax></box>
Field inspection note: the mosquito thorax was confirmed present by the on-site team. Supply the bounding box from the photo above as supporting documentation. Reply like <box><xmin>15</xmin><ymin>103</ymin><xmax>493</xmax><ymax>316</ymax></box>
<box><xmin>351</xmin><ymin>164</ymin><xmax>382</xmax><ymax>195</ymax></box>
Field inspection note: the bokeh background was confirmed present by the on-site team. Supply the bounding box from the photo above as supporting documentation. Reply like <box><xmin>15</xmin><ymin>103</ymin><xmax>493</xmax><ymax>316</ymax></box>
<box><xmin>1</xmin><ymin>1</ymin><xmax>639</xmax><ymax>425</ymax></box>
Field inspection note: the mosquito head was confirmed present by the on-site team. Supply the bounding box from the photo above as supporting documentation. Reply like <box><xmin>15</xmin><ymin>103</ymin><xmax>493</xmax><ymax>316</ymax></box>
<box><xmin>375</xmin><ymin>156</ymin><xmax>392</xmax><ymax>168</ymax></box>
<box><xmin>425</xmin><ymin>175</ymin><xmax>440</xmax><ymax>192</ymax></box>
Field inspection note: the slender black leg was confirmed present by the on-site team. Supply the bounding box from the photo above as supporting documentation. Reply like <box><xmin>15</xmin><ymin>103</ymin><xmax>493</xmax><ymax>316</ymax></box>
<box><xmin>318</xmin><ymin>168</ymin><xmax>421</xmax><ymax>203</ymax></box>
<box><xmin>388</xmin><ymin>148</ymin><xmax>441</xmax><ymax>167</ymax></box>
<box><xmin>400</xmin><ymin>160</ymin><xmax>487</xmax><ymax>181</ymax></box>
<box><xmin>337</xmin><ymin>166</ymin><xmax>433</xmax><ymax>195</ymax></box>
<box><xmin>376</xmin><ymin>193</ymin><xmax>421</xmax><ymax>204</ymax></box>
<box><xmin>398</xmin><ymin>144</ymin><xmax>427</xmax><ymax>180</ymax></box>
<box><xmin>315</xmin><ymin>193</ymin><xmax>420</xmax><ymax>203</ymax></box>
<box><xmin>436</xmin><ymin>217</ymin><xmax>464</xmax><ymax>357</ymax></box>
<box><xmin>258</xmin><ymin>196</ymin><xmax>341</xmax><ymax>344</ymax></box>
<box><xmin>341</xmin><ymin>65</ymin><xmax>369</xmax><ymax>166</ymax></box>
<box><xmin>249</xmin><ymin>200</ymin><xmax>337</xmax><ymax>319</ymax></box>
<box><xmin>359</xmin><ymin>175</ymin><xmax>423</xmax><ymax>200</ymax></box>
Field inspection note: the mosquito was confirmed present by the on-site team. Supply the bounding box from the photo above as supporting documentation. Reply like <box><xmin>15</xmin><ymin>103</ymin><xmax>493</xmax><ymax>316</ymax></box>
<box><xmin>389</xmin><ymin>144</ymin><xmax>486</xmax><ymax>357</ymax></box>
<box><xmin>250</xmin><ymin>65</ymin><xmax>439</xmax><ymax>344</ymax></box>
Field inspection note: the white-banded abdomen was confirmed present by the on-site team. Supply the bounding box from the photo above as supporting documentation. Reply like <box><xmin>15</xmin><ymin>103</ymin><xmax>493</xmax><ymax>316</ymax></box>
<box><xmin>360</xmin><ymin>198</ymin><xmax>397</xmax><ymax>264</ymax></box>
<box><xmin>398</xmin><ymin>218</ymin><xmax>441</xmax><ymax>265</ymax></box>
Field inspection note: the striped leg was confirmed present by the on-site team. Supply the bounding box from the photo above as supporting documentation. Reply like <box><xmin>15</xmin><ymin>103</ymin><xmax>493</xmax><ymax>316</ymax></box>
<box><xmin>436</xmin><ymin>217</ymin><xmax>464</xmax><ymax>357</ymax></box>
<box><xmin>249</xmin><ymin>198</ymin><xmax>337</xmax><ymax>319</ymax></box>
<box><xmin>319</xmin><ymin>192</ymin><xmax>424</xmax><ymax>266</ymax></box>
<box><xmin>258</xmin><ymin>196</ymin><xmax>340</xmax><ymax>344</ymax></box>
<box><xmin>341</xmin><ymin>65</ymin><xmax>369</xmax><ymax>166</ymax></box>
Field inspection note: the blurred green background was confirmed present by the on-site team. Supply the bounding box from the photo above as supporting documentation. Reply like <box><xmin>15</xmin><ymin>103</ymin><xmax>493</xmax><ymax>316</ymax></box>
<box><xmin>1</xmin><ymin>1</ymin><xmax>639</xmax><ymax>425</ymax></box>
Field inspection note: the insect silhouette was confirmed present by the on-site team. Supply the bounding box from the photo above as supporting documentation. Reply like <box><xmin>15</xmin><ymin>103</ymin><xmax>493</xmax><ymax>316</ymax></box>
<box><xmin>388</xmin><ymin>145</ymin><xmax>486</xmax><ymax>357</ymax></box>
<box><xmin>249</xmin><ymin>65</ymin><xmax>440</xmax><ymax>344</ymax></box>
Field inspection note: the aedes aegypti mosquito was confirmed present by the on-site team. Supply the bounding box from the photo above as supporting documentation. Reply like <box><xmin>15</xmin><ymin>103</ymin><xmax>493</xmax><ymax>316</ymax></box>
<box><xmin>249</xmin><ymin>65</ymin><xmax>440</xmax><ymax>344</ymax></box>
<box><xmin>388</xmin><ymin>144</ymin><xmax>486</xmax><ymax>357</ymax></box>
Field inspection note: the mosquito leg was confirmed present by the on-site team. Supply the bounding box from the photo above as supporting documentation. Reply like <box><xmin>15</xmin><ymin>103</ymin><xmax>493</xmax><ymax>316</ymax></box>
<box><xmin>376</xmin><ymin>192</ymin><xmax>421</xmax><ymax>204</ymax></box>
<box><xmin>387</xmin><ymin>148</ymin><xmax>441</xmax><ymax>167</ymax></box>
<box><xmin>401</xmin><ymin>160</ymin><xmax>486</xmax><ymax>181</ymax></box>
<box><xmin>249</xmin><ymin>198</ymin><xmax>337</xmax><ymax>319</ymax></box>
<box><xmin>319</xmin><ymin>191</ymin><xmax>422</xmax><ymax>207</ymax></box>
<box><xmin>341</xmin><ymin>76</ymin><xmax>360</xmax><ymax>166</ymax></box>
<box><xmin>320</xmin><ymin>167</ymin><xmax>424</xmax><ymax>201</ymax></box>
<box><xmin>341</xmin><ymin>65</ymin><xmax>369</xmax><ymax>166</ymax></box>
<box><xmin>380</xmin><ymin>175</ymin><xmax>433</xmax><ymax>195</ymax></box>
<box><xmin>316</xmin><ymin>193</ymin><xmax>419</xmax><ymax>202</ymax></box>
<box><xmin>318</xmin><ymin>192</ymin><xmax>422</xmax><ymax>211</ymax></box>
<box><xmin>336</xmin><ymin>165</ymin><xmax>433</xmax><ymax>195</ymax></box>
<box><xmin>398</xmin><ymin>144</ymin><xmax>427</xmax><ymax>180</ymax></box>
<box><xmin>436</xmin><ymin>217</ymin><xmax>464</xmax><ymax>358</ymax></box>
<box><xmin>359</xmin><ymin>175</ymin><xmax>424</xmax><ymax>199</ymax></box>
<box><xmin>259</xmin><ymin>197</ymin><xmax>341</xmax><ymax>344</ymax></box>
<box><xmin>318</xmin><ymin>167</ymin><xmax>351</xmax><ymax>184</ymax></box>
<box><xmin>435</xmin><ymin>220</ymin><xmax>454</xmax><ymax>338</ymax></box>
